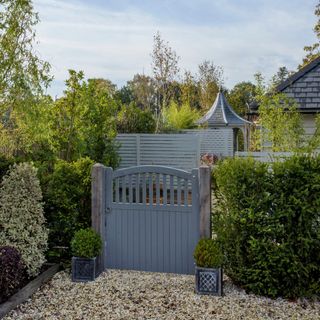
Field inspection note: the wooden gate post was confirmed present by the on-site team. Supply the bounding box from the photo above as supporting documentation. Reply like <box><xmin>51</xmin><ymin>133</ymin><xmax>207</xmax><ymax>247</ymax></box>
<box><xmin>199</xmin><ymin>166</ymin><xmax>211</xmax><ymax>238</ymax></box>
<box><xmin>91</xmin><ymin>163</ymin><xmax>106</xmax><ymax>273</ymax></box>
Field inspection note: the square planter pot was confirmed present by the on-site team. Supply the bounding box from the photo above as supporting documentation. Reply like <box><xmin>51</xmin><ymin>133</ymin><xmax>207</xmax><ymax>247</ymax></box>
<box><xmin>195</xmin><ymin>266</ymin><xmax>223</xmax><ymax>296</ymax></box>
<box><xmin>72</xmin><ymin>257</ymin><xmax>99</xmax><ymax>282</ymax></box>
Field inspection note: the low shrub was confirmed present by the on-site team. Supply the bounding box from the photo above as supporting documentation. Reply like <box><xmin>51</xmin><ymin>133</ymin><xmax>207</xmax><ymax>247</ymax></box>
<box><xmin>0</xmin><ymin>163</ymin><xmax>48</xmax><ymax>277</ymax></box>
<box><xmin>194</xmin><ymin>238</ymin><xmax>223</xmax><ymax>268</ymax></box>
<box><xmin>42</xmin><ymin>157</ymin><xmax>94</xmax><ymax>258</ymax></box>
<box><xmin>71</xmin><ymin>228</ymin><xmax>102</xmax><ymax>258</ymax></box>
<box><xmin>0</xmin><ymin>246</ymin><xmax>26</xmax><ymax>303</ymax></box>
<box><xmin>213</xmin><ymin>156</ymin><xmax>320</xmax><ymax>298</ymax></box>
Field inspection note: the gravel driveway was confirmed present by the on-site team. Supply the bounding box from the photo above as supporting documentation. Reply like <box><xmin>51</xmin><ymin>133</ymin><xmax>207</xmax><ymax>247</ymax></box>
<box><xmin>4</xmin><ymin>270</ymin><xmax>320</xmax><ymax>320</ymax></box>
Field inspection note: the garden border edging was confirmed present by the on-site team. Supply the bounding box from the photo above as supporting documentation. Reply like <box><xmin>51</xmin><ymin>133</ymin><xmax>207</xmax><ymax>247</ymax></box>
<box><xmin>0</xmin><ymin>263</ymin><xmax>60</xmax><ymax>319</ymax></box>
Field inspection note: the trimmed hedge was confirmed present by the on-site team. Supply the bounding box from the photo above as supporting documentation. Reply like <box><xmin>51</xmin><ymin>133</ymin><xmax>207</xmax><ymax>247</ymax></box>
<box><xmin>0</xmin><ymin>163</ymin><xmax>48</xmax><ymax>277</ymax></box>
<box><xmin>71</xmin><ymin>228</ymin><xmax>102</xmax><ymax>258</ymax></box>
<box><xmin>213</xmin><ymin>156</ymin><xmax>320</xmax><ymax>298</ymax></box>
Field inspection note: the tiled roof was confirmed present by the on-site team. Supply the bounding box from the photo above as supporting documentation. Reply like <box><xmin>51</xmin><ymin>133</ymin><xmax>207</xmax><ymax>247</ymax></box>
<box><xmin>198</xmin><ymin>91</ymin><xmax>251</xmax><ymax>127</ymax></box>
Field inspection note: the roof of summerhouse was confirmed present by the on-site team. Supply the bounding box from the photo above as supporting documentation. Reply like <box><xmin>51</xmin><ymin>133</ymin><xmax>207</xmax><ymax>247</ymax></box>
<box><xmin>197</xmin><ymin>91</ymin><xmax>251</xmax><ymax>127</ymax></box>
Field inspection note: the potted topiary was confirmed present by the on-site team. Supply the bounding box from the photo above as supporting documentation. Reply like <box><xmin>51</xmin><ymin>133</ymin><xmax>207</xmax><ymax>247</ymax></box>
<box><xmin>193</xmin><ymin>238</ymin><xmax>224</xmax><ymax>296</ymax></box>
<box><xmin>71</xmin><ymin>228</ymin><xmax>102</xmax><ymax>282</ymax></box>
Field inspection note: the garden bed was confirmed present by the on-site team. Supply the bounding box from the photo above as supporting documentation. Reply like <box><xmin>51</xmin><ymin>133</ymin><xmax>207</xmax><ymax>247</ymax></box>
<box><xmin>3</xmin><ymin>269</ymin><xmax>319</xmax><ymax>320</ymax></box>
<box><xmin>0</xmin><ymin>263</ymin><xmax>59</xmax><ymax>319</ymax></box>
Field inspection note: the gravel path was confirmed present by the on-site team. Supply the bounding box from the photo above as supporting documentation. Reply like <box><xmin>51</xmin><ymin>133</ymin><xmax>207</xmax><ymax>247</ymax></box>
<box><xmin>4</xmin><ymin>270</ymin><xmax>320</xmax><ymax>320</ymax></box>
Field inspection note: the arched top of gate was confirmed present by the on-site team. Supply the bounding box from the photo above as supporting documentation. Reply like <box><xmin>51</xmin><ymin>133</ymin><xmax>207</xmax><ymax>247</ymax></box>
<box><xmin>112</xmin><ymin>165</ymin><xmax>196</xmax><ymax>180</ymax></box>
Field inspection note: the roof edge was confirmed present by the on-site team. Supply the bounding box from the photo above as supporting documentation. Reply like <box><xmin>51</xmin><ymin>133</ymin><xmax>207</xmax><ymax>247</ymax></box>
<box><xmin>276</xmin><ymin>56</ymin><xmax>320</xmax><ymax>92</ymax></box>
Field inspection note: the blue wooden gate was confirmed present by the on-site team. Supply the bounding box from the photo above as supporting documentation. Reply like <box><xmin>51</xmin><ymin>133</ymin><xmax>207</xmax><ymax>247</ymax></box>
<box><xmin>103</xmin><ymin>165</ymin><xmax>200</xmax><ymax>274</ymax></box>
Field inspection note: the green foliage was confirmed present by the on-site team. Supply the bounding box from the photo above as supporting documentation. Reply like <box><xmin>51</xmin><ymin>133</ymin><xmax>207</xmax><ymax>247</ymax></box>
<box><xmin>117</xmin><ymin>103</ymin><xmax>156</xmax><ymax>133</ymax></box>
<box><xmin>71</xmin><ymin>228</ymin><xmax>102</xmax><ymax>258</ymax></box>
<box><xmin>43</xmin><ymin>157</ymin><xmax>94</xmax><ymax>256</ymax></box>
<box><xmin>0</xmin><ymin>246</ymin><xmax>26</xmax><ymax>303</ymax></box>
<box><xmin>194</xmin><ymin>239</ymin><xmax>224</xmax><ymax>268</ymax></box>
<box><xmin>51</xmin><ymin>70</ymin><xmax>120</xmax><ymax>166</ymax></box>
<box><xmin>0</xmin><ymin>163</ymin><xmax>48</xmax><ymax>277</ymax></box>
<box><xmin>0</xmin><ymin>0</ymin><xmax>52</xmax><ymax>157</ymax></box>
<box><xmin>301</xmin><ymin>2</ymin><xmax>320</xmax><ymax>67</ymax></box>
<box><xmin>162</xmin><ymin>101</ymin><xmax>200</xmax><ymax>131</ymax></box>
<box><xmin>213</xmin><ymin>156</ymin><xmax>320</xmax><ymax>298</ymax></box>
<box><xmin>227</xmin><ymin>82</ymin><xmax>256</xmax><ymax>116</ymax></box>
<box><xmin>257</xmin><ymin>93</ymin><xmax>304</xmax><ymax>152</ymax></box>
<box><xmin>198</xmin><ymin>60</ymin><xmax>223</xmax><ymax>111</ymax></box>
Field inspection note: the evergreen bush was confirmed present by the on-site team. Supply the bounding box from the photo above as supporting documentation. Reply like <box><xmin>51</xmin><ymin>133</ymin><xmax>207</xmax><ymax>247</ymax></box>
<box><xmin>213</xmin><ymin>156</ymin><xmax>320</xmax><ymax>298</ymax></box>
<box><xmin>71</xmin><ymin>228</ymin><xmax>102</xmax><ymax>258</ymax></box>
<box><xmin>0</xmin><ymin>163</ymin><xmax>48</xmax><ymax>277</ymax></box>
<box><xmin>43</xmin><ymin>157</ymin><xmax>94</xmax><ymax>257</ymax></box>
<box><xmin>0</xmin><ymin>246</ymin><xmax>26</xmax><ymax>303</ymax></box>
<box><xmin>194</xmin><ymin>238</ymin><xmax>223</xmax><ymax>268</ymax></box>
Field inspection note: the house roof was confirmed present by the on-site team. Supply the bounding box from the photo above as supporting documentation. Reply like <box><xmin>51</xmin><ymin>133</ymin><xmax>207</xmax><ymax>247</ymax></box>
<box><xmin>249</xmin><ymin>56</ymin><xmax>320</xmax><ymax>113</ymax></box>
<box><xmin>197</xmin><ymin>91</ymin><xmax>251</xmax><ymax>127</ymax></box>
<box><xmin>275</xmin><ymin>56</ymin><xmax>320</xmax><ymax>92</ymax></box>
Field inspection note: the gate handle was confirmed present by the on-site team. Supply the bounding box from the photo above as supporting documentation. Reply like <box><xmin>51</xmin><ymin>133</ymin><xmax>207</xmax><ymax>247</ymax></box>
<box><xmin>106</xmin><ymin>207</ymin><xmax>111</xmax><ymax>214</ymax></box>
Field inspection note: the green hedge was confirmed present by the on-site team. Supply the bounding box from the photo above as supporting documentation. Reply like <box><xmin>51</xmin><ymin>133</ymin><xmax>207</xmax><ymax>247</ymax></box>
<box><xmin>213</xmin><ymin>156</ymin><xmax>320</xmax><ymax>298</ymax></box>
<box><xmin>42</xmin><ymin>157</ymin><xmax>94</xmax><ymax>258</ymax></box>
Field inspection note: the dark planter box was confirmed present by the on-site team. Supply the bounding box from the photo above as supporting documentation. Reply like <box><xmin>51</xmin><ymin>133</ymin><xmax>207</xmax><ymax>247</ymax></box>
<box><xmin>195</xmin><ymin>266</ymin><xmax>223</xmax><ymax>296</ymax></box>
<box><xmin>72</xmin><ymin>257</ymin><xmax>99</xmax><ymax>282</ymax></box>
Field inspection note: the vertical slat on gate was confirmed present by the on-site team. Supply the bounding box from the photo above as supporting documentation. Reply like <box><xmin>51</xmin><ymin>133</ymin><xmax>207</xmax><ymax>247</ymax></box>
<box><xmin>177</xmin><ymin>177</ymin><xmax>181</xmax><ymax>206</ymax></box>
<box><xmin>163</xmin><ymin>174</ymin><xmax>167</xmax><ymax>205</ymax></box>
<box><xmin>156</xmin><ymin>174</ymin><xmax>160</xmax><ymax>205</ymax></box>
<box><xmin>148</xmin><ymin>174</ymin><xmax>153</xmax><ymax>205</ymax></box>
<box><xmin>170</xmin><ymin>175</ymin><xmax>174</xmax><ymax>205</ymax></box>
<box><xmin>122</xmin><ymin>176</ymin><xmax>126</xmax><ymax>203</ymax></box>
<box><xmin>142</xmin><ymin>174</ymin><xmax>146</xmax><ymax>204</ymax></box>
<box><xmin>135</xmin><ymin>173</ymin><xmax>140</xmax><ymax>204</ymax></box>
<box><xmin>129</xmin><ymin>175</ymin><xmax>133</xmax><ymax>203</ymax></box>
<box><xmin>115</xmin><ymin>178</ymin><xmax>119</xmax><ymax>203</ymax></box>
<box><xmin>184</xmin><ymin>178</ymin><xmax>188</xmax><ymax>206</ymax></box>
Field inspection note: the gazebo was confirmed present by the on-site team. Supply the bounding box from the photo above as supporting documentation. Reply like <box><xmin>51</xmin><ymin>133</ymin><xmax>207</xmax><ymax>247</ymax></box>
<box><xmin>197</xmin><ymin>91</ymin><xmax>251</xmax><ymax>151</ymax></box>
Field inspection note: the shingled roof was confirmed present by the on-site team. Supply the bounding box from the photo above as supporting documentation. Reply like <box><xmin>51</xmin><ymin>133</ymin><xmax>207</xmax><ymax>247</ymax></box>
<box><xmin>197</xmin><ymin>91</ymin><xmax>251</xmax><ymax>127</ymax></box>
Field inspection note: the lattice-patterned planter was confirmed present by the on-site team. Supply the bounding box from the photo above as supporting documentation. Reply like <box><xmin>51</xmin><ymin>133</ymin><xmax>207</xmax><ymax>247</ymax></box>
<box><xmin>72</xmin><ymin>257</ymin><xmax>99</xmax><ymax>282</ymax></box>
<box><xmin>195</xmin><ymin>266</ymin><xmax>223</xmax><ymax>296</ymax></box>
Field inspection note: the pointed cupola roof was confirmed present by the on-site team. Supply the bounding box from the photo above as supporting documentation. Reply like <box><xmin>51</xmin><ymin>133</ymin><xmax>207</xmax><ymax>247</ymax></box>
<box><xmin>197</xmin><ymin>91</ymin><xmax>251</xmax><ymax>127</ymax></box>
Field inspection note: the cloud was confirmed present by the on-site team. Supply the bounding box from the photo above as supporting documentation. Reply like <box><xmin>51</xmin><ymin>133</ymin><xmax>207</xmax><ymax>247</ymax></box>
<box><xmin>33</xmin><ymin>0</ymin><xmax>317</xmax><ymax>97</ymax></box>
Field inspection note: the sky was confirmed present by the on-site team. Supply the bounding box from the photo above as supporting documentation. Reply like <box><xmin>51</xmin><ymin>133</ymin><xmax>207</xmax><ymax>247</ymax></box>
<box><xmin>33</xmin><ymin>0</ymin><xmax>318</xmax><ymax>98</ymax></box>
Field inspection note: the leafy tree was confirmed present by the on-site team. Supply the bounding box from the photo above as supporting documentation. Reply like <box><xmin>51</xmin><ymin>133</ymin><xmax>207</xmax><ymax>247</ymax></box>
<box><xmin>0</xmin><ymin>0</ymin><xmax>52</xmax><ymax>157</ymax></box>
<box><xmin>227</xmin><ymin>82</ymin><xmax>256</xmax><ymax>116</ymax></box>
<box><xmin>127</xmin><ymin>74</ymin><xmax>156</xmax><ymax>111</ymax></box>
<box><xmin>151</xmin><ymin>31</ymin><xmax>180</xmax><ymax>112</ymax></box>
<box><xmin>117</xmin><ymin>103</ymin><xmax>156</xmax><ymax>133</ymax></box>
<box><xmin>81</xmin><ymin>78</ymin><xmax>119</xmax><ymax>166</ymax></box>
<box><xmin>301</xmin><ymin>2</ymin><xmax>320</xmax><ymax>67</ymax></box>
<box><xmin>161</xmin><ymin>101</ymin><xmax>200</xmax><ymax>131</ymax></box>
<box><xmin>51</xmin><ymin>71</ymin><xmax>120</xmax><ymax>165</ymax></box>
<box><xmin>269</xmin><ymin>66</ymin><xmax>293</xmax><ymax>89</ymax></box>
<box><xmin>198</xmin><ymin>60</ymin><xmax>223</xmax><ymax>111</ymax></box>
<box><xmin>256</xmin><ymin>93</ymin><xmax>304</xmax><ymax>152</ymax></box>
<box><xmin>180</xmin><ymin>71</ymin><xmax>200</xmax><ymax>110</ymax></box>
<box><xmin>51</xmin><ymin>70</ymin><xmax>85</xmax><ymax>161</ymax></box>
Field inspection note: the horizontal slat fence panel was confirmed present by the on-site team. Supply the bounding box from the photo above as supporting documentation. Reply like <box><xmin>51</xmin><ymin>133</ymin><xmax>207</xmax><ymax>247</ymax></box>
<box><xmin>183</xmin><ymin>129</ymin><xmax>234</xmax><ymax>157</ymax></box>
<box><xmin>235</xmin><ymin>151</ymin><xmax>293</xmax><ymax>162</ymax></box>
<box><xmin>116</xmin><ymin>134</ymin><xmax>200</xmax><ymax>172</ymax></box>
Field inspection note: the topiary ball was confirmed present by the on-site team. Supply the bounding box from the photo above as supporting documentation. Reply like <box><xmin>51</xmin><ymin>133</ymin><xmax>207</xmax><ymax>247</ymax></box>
<box><xmin>0</xmin><ymin>246</ymin><xmax>26</xmax><ymax>303</ymax></box>
<box><xmin>71</xmin><ymin>228</ymin><xmax>102</xmax><ymax>258</ymax></box>
<box><xmin>193</xmin><ymin>238</ymin><xmax>224</xmax><ymax>268</ymax></box>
